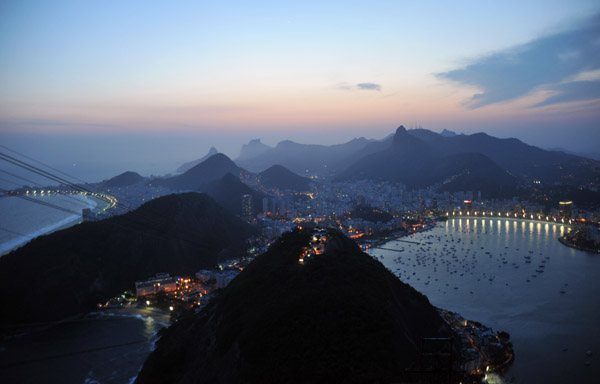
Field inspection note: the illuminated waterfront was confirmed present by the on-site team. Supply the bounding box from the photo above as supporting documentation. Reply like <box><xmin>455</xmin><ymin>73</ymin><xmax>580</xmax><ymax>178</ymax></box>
<box><xmin>0</xmin><ymin>192</ymin><xmax>114</xmax><ymax>255</ymax></box>
<box><xmin>371</xmin><ymin>218</ymin><xmax>600</xmax><ymax>383</ymax></box>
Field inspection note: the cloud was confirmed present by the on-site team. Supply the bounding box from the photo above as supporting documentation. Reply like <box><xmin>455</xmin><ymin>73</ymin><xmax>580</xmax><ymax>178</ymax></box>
<box><xmin>532</xmin><ymin>80</ymin><xmax>600</xmax><ymax>107</ymax></box>
<box><xmin>437</xmin><ymin>14</ymin><xmax>600</xmax><ymax>108</ymax></box>
<box><xmin>337</xmin><ymin>82</ymin><xmax>382</xmax><ymax>92</ymax></box>
<box><xmin>356</xmin><ymin>82</ymin><xmax>382</xmax><ymax>91</ymax></box>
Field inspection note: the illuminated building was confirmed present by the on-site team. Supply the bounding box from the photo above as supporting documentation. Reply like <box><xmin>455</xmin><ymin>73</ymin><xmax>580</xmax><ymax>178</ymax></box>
<box><xmin>135</xmin><ymin>273</ymin><xmax>177</xmax><ymax>297</ymax></box>
<box><xmin>242</xmin><ymin>194</ymin><xmax>253</xmax><ymax>222</ymax></box>
<box><xmin>559</xmin><ymin>201</ymin><xmax>572</xmax><ymax>218</ymax></box>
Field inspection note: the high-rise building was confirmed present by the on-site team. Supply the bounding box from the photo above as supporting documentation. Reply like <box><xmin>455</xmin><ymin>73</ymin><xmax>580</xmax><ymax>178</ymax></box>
<box><xmin>242</xmin><ymin>194</ymin><xmax>253</xmax><ymax>222</ymax></box>
<box><xmin>559</xmin><ymin>201</ymin><xmax>572</xmax><ymax>218</ymax></box>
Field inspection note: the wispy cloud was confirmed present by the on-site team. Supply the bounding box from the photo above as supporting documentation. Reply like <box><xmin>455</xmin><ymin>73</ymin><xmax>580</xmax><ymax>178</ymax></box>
<box><xmin>337</xmin><ymin>82</ymin><xmax>382</xmax><ymax>92</ymax></box>
<box><xmin>437</xmin><ymin>14</ymin><xmax>600</xmax><ymax>108</ymax></box>
<box><xmin>356</xmin><ymin>82</ymin><xmax>382</xmax><ymax>91</ymax></box>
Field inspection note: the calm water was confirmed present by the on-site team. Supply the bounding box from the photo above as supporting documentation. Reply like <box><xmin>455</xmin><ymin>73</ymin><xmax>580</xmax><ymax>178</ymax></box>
<box><xmin>371</xmin><ymin>218</ymin><xmax>600</xmax><ymax>383</ymax></box>
<box><xmin>0</xmin><ymin>194</ymin><xmax>98</xmax><ymax>255</ymax></box>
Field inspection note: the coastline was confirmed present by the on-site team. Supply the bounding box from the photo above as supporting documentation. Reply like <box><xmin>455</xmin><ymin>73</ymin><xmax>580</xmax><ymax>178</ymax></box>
<box><xmin>449</xmin><ymin>214</ymin><xmax>574</xmax><ymax>228</ymax></box>
<box><xmin>371</xmin><ymin>216</ymin><xmax>600</xmax><ymax>383</ymax></box>
<box><xmin>558</xmin><ymin>235</ymin><xmax>600</xmax><ymax>254</ymax></box>
<box><xmin>0</xmin><ymin>194</ymin><xmax>100</xmax><ymax>256</ymax></box>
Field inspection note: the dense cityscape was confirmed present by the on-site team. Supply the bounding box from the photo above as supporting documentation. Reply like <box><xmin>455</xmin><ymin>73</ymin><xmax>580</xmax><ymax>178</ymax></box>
<box><xmin>2</xmin><ymin>2</ymin><xmax>600</xmax><ymax>383</ymax></box>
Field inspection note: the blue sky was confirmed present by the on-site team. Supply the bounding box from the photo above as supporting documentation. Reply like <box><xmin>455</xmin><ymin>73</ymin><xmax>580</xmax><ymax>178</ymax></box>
<box><xmin>0</xmin><ymin>0</ymin><xmax>599</xmax><ymax>179</ymax></box>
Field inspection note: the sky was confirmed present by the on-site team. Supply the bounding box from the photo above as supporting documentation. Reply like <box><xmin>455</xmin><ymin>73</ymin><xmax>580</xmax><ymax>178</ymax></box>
<box><xmin>0</xmin><ymin>0</ymin><xmax>599</xmax><ymax>181</ymax></box>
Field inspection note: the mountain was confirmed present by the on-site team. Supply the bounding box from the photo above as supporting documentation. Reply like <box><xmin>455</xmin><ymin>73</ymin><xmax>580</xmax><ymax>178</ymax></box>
<box><xmin>0</xmin><ymin>193</ymin><xmax>257</xmax><ymax>326</ymax></box>
<box><xmin>339</xmin><ymin>126</ymin><xmax>600</xmax><ymax>195</ymax></box>
<box><xmin>135</xmin><ymin>228</ymin><xmax>455</xmax><ymax>384</ymax></box>
<box><xmin>419</xmin><ymin>131</ymin><xmax>600</xmax><ymax>185</ymax></box>
<box><xmin>258</xmin><ymin>164</ymin><xmax>312</xmax><ymax>191</ymax></box>
<box><xmin>440</xmin><ymin>129</ymin><xmax>458</xmax><ymax>137</ymax></box>
<box><xmin>160</xmin><ymin>153</ymin><xmax>249</xmax><ymax>191</ymax></box>
<box><xmin>235</xmin><ymin>137</ymin><xmax>374</xmax><ymax>174</ymax></box>
<box><xmin>547</xmin><ymin>147</ymin><xmax>600</xmax><ymax>161</ymax></box>
<box><xmin>177</xmin><ymin>147</ymin><xmax>219</xmax><ymax>173</ymax></box>
<box><xmin>101</xmin><ymin>171</ymin><xmax>144</xmax><ymax>187</ymax></box>
<box><xmin>432</xmin><ymin>152</ymin><xmax>518</xmax><ymax>196</ymax></box>
<box><xmin>202</xmin><ymin>173</ymin><xmax>266</xmax><ymax>216</ymax></box>
<box><xmin>236</xmin><ymin>139</ymin><xmax>272</xmax><ymax>162</ymax></box>
<box><xmin>341</xmin><ymin>126</ymin><xmax>518</xmax><ymax>196</ymax></box>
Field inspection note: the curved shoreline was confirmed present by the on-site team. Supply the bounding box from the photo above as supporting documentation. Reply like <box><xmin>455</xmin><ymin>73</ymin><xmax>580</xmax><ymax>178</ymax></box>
<box><xmin>447</xmin><ymin>214</ymin><xmax>574</xmax><ymax>228</ymax></box>
<box><xmin>558</xmin><ymin>235</ymin><xmax>600</xmax><ymax>254</ymax></box>
<box><xmin>0</xmin><ymin>194</ymin><xmax>99</xmax><ymax>256</ymax></box>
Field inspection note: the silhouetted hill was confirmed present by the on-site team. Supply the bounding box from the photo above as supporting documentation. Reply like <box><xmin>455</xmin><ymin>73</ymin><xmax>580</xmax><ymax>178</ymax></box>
<box><xmin>397</xmin><ymin>128</ymin><xmax>600</xmax><ymax>186</ymax></box>
<box><xmin>258</xmin><ymin>164</ymin><xmax>312</xmax><ymax>191</ymax></box>
<box><xmin>437</xmin><ymin>132</ymin><xmax>600</xmax><ymax>185</ymax></box>
<box><xmin>202</xmin><ymin>173</ymin><xmax>266</xmax><ymax>216</ymax></box>
<box><xmin>236</xmin><ymin>139</ymin><xmax>272</xmax><ymax>162</ymax></box>
<box><xmin>101</xmin><ymin>171</ymin><xmax>144</xmax><ymax>187</ymax></box>
<box><xmin>161</xmin><ymin>153</ymin><xmax>249</xmax><ymax>191</ymax></box>
<box><xmin>177</xmin><ymin>147</ymin><xmax>219</xmax><ymax>173</ymax></box>
<box><xmin>135</xmin><ymin>228</ymin><xmax>455</xmax><ymax>384</ymax></box>
<box><xmin>236</xmin><ymin>137</ymin><xmax>373</xmax><ymax>174</ymax></box>
<box><xmin>340</xmin><ymin>126</ymin><xmax>599</xmax><ymax>195</ymax></box>
<box><xmin>0</xmin><ymin>193</ymin><xmax>256</xmax><ymax>326</ymax></box>
<box><xmin>433</xmin><ymin>153</ymin><xmax>518</xmax><ymax>196</ymax></box>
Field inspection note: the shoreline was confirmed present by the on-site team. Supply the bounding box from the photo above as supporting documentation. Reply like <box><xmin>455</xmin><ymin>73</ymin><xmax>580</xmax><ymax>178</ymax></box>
<box><xmin>448</xmin><ymin>214</ymin><xmax>574</xmax><ymax>228</ymax></box>
<box><xmin>0</xmin><ymin>194</ymin><xmax>101</xmax><ymax>257</ymax></box>
<box><xmin>558</xmin><ymin>235</ymin><xmax>600</xmax><ymax>254</ymax></box>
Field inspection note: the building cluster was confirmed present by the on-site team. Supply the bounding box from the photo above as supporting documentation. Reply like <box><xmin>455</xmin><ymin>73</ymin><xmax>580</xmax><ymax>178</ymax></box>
<box><xmin>439</xmin><ymin>309</ymin><xmax>513</xmax><ymax>377</ymax></box>
<box><xmin>298</xmin><ymin>229</ymin><xmax>328</xmax><ymax>263</ymax></box>
<box><xmin>133</xmin><ymin>269</ymin><xmax>242</xmax><ymax>309</ymax></box>
<box><xmin>96</xmin><ymin>183</ymin><xmax>172</xmax><ymax>219</ymax></box>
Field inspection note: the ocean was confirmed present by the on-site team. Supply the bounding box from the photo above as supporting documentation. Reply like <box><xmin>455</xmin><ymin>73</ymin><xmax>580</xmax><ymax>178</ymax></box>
<box><xmin>370</xmin><ymin>218</ymin><xmax>600</xmax><ymax>383</ymax></box>
<box><xmin>0</xmin><ymin>194</ymin><xmax>99</xmax><ymax>256</ymax></box>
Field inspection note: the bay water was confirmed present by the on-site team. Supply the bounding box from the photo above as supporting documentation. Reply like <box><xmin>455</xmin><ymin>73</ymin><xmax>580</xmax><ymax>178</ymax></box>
<box><xmin>371</xmin><ymin>218</ymin><xmax>600</xmax><ymax>383</ymax></box>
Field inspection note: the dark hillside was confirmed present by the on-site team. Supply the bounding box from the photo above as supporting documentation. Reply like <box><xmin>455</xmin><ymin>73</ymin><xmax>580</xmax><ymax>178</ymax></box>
<box><xmin>136</xmin><ymin>228</ymin><xmax>455</xmax><ymax>384</ymax></box>
<box><xmin>202</xmin><ymin>173</ymin><xmax>266</xmax><ymax>216</ymax></box>
<box><xmin>0</xmin><ymin>193</ymin><xmax>256</xmax><ymax>326</ymax></box>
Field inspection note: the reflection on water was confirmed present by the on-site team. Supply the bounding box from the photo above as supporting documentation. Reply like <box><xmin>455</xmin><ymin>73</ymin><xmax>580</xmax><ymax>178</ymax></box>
<box><xmin>372</xmin><ymin>218</ymin><xmax>600</xmax><ymax>384</ymax></box>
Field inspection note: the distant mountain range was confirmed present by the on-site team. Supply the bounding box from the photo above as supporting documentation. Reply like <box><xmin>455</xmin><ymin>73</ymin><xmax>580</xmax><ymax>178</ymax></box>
<box><xmin>227</xmin><ymin>126</ymin><xmax>599</xmax><ymax>196</ymax></box>
<box><xmin>235</xmin><ymin>137</ymin><xmax>376</xmax><ymax>174</ymax></box>
<box><xmin>135</xmin><ymin>228</ymin><xmax>455</xmax><ymax>383</ymax></box>
<box><xmin>176</xmin><ymin>147</ymin><xmax>219</xmax><ymax>173</ymax></box>
<box><xmin>156</xmin><ymin>152</ymin><xmax>314</xmax><ymax>197</ymax></box>
<box><xmin>0</xmin><ymin>193</ymin><xmax>256</xmax><ymax>325</ymax></box>
<box><xmin>111</xmin><ymin>125</ymin><xmax>598</xmax><ymax>201</ymax></box>
<box><xmin>339</xmin><ymin>126</ymin><xmax>520</xmax><ymax>196</ymax></box>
